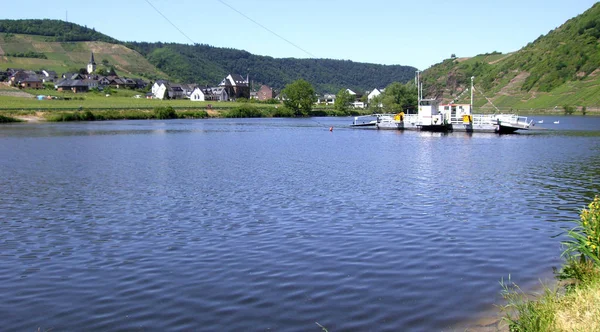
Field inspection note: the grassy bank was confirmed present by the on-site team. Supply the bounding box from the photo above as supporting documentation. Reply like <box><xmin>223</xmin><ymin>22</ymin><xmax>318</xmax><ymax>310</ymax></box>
<box><xmin>44</xmin><ymin>107</ymin><xmax>209</xmax><ymax>121</ymax></box>
<box><xmin>0</xmin><ymin>88</ymin><xmax>369</xmax><ymax>121</ymax></box>
<box><xmin>36</xmin><ymin>105</ymin><xmax>363</xmax><ymax>122</ymax></box>
<box><xmin>500</xmin><ymin>196</ymin><xmax>600</xmax><ymax>331</ymax></box>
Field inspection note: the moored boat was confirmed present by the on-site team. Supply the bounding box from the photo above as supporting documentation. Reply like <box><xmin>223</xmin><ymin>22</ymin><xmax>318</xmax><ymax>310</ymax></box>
<box><xmin>350</xmin><ymin>115</ymin><xmax>377</xmax><ymax>128</ymax></box>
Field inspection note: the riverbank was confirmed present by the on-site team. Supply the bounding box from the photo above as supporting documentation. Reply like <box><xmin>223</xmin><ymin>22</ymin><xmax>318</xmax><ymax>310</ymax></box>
<box><xmin>0</xmin><ymin>105</ymin><xmax>363</xmax><ymax>122</ymax></box>
<box><xmin>497</xmin><ymin>196</ymin><xmax>600</xmax><ymax>331</ymax></box>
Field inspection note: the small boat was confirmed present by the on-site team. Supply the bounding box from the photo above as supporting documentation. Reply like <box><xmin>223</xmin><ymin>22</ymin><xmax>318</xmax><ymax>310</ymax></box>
<box><xmin>538</xmin><ymin>120</ymin><xmax>544</xmax><ymax>124</ymax></box>
<box><xmin>554</xmin><ymin>120</ymin><xmax>560</xmax><ymax>124</ymax></box>
<box><xmin>350</xmin><ymin>115</ymin><xmax>377</xmax><ymax>128</ymax></box>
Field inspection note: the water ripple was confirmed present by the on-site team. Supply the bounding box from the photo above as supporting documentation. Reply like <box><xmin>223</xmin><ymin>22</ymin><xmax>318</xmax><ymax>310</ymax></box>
<box><xmin>0</xmin><ymin>117</ymin><xmax>599</xmax><ymax>330</ymax></box>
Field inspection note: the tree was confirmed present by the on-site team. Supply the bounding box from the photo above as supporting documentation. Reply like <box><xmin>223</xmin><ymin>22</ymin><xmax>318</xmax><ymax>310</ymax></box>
<box><xmin>281</xmin><ymin>79</ymin><xmax>316</xmax><ymax>116</ymax></box>
<box><xmin>369</xmin><ymin>94</ymin><xmax>383</xmax><ymax>113</ymax></box>
<box><xmin>381</xmin><ymin>82</ymin><xmax>418</xmax><ymax>114</ymax></box>
<box><xmin>334</xmin><ymin>88</ymin><xmax>353</xmax><ymax>113</ymax></box>
<box><xmin>563</xmin><ymin>104</ymin><xmax>575</xmax><ymax>115</ymax></box>
<box><xmin>582</xmin><ymin>106</ymin><xmax>587</xmax><ymax>115</ymax></box>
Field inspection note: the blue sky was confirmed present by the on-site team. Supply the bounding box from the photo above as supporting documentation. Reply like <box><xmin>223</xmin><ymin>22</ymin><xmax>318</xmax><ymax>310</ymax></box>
<box><xmin>2</xmin><ymin>0</ymin><xmax>598</xmax><ymax>70</ymax></box>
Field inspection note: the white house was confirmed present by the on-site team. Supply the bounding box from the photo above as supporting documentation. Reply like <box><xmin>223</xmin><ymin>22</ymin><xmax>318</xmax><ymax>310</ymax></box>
<box><xmin>190</xmin><ymin>87</ymin><xmax>229</xmax><ymax>102</ymax></box>
<box><xmin>368</xmin><ymin>88</ymin><xmax>384</xmax><ymax>107</ymax></box>
<box><xmin>190</xmin><ymin>87</ymin><xmax>205</xmax><ymax>101</ymax></box>
<box><xmin>346</xmin><ymin>89</ymin><xmax>356</xmax><ymax>95</ymax></box>
<box><xmin>321</xmin><ymin>93</ymin><xmax>336</xmax><ymax>105</ymax></box>
<box><xmin>151</xmin><ymin>81</ymin><xmax>167</xmax><ymax>99</ymax></box>
<box><xmin>152</xmin><ymin>82</ymin><xmax>168</xmax><ymax>100</ymax></box>
<box><xmin>151</xmin><ymin>80</ymin><xmax>184</xmax><ymax>100</ymax></box>
<box><xmin>368</xmin><ymin>88</ymin><xmax>383</xmax><ymax>102</ymax></box>
<box><xmin>352</xmin><ymin>101</ymin><xmax>366</xmax><ymax>109</ymax></box>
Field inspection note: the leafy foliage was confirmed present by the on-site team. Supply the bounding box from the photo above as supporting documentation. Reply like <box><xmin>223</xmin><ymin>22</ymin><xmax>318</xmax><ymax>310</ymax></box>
<box><xmin>381</xmin><ymin>82</ymin><xmax>418</xmax><ymax>113</ymax></box>
<box><xmin>563</xmin><ymin>196</ymin><xmax>600</xmax><ymax>267</ymax></box>
<box><xmin>334</xmin><ymin>89</ymin><xmax>353</xmax><ymax>113</ymax></box>
<box><xmin>6</xmin><ymin>51</ymin><xmax>47</xmax><ymax>59</ymax></box>
<box><xmin>563</xmin><ymin>105</ymin><xmax>576</xmax><ymax>115</ymax></box>
<box><xmin>281</xmin><ymin>79</ymin><xmax>317</xmax><ymax>116</ymax></box>
<box><xmin>153</xmin><ymin>106</ymin><xmax>177</xmax><ymax>119</ymax></box>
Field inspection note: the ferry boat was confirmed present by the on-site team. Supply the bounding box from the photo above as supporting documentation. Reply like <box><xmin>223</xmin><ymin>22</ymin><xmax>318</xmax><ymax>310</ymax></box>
<box><xmin>350</xmin><ymin>73</ymin><xmax>532</xmax><ymax>133</ymax></box>
<box><xmin>416</xmin><ymin>75</ymin><xmax>532</xmax><ymax>133</ymax></box>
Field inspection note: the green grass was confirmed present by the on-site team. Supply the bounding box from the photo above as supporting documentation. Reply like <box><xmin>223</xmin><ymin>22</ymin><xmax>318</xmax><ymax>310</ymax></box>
<box><xmin>500</xmin><ymin>196</ymin><xmax>600</xmax><ymax>331</ymax></box>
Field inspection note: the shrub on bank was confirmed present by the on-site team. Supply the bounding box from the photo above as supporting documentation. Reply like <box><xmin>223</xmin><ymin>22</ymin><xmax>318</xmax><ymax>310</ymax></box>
<box><xmin>500</xmin><ymin>195</ymin><xmax>600</xmax><ymax>331</ymax></box>
<box><xmin>224</xmin><ymin>105</ymin><xmax>266</xmax><ymax>118</ymax></box>
<box><xmin>153</xmin><ymin>106</ymin><xmax>177</xmax><ymax>119</ymax></box>
<box><xmin>563</xmin><ymin>196</ymin><xmax>600</xmax><ymax>266</ymax></box>
<box><xmin>271</xmin><ymin>107</ymin><xmax>294</xmax><ymax>118</ymax></box>
<box><xmin>177</xmin><ymin>110</ymin><xmax>209</xmax><ymax>119</ymax></box>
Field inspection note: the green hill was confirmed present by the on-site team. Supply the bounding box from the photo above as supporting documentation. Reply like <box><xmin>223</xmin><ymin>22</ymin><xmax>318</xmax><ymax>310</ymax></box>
<box><xmin>0</xmin><ymin>33</ymin><xmax>168</xmax><ymax>79</ymax></box>
<box><xmin>422</xmin><ymin>3</ymin><xmax>600</xmax><ymax>110</ymax></box>
<box><xmin>0</xmin><ymin>19</ymin><xmax>416</xmax><ymax>93</ymax></box>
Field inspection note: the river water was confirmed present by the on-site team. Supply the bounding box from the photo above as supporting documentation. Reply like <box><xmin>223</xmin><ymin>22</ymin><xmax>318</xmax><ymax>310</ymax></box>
<box><xmin>1</xmin><ymin>116</ymin><xmax>599</xmax><ymax>331</ymax></box>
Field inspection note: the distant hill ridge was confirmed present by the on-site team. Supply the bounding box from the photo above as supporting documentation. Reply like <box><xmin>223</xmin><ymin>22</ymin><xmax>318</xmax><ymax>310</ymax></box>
<box><xmin>0</xmin><ymin>19</ymin><xmax>416</xmax><ymax>94</ymax></box>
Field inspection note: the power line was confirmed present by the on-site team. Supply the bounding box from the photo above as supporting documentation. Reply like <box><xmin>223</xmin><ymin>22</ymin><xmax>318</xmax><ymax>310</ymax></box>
<box><xmin>142</xmin><ymin>0</ymin><xmax>196</xmax><ymax>44</ymax></box>
<box><xmin>214</xmin><ymin>0</ymin><xmax>316</xmax><ymax>58</ymax></box>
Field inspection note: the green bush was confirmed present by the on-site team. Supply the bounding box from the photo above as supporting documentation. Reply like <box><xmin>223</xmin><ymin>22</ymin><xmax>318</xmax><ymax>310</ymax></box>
<box><xmin>153</xmin><ymin>106</ymin><xmax>177</xmax><ymax>119</ymax></box>
<box><xmin>563</xmin><ymin>105</ymin><xmax>576</xmax><ymax>115</ymax></box>
<box><xmin>563</xmin><ymin>196</ymin><xmax>600</xmax><ymax>266</ymax></box>
<box><xmin>224</xmin><ymin>105</ymin><xmax>265</xmax><ymax>118</ymax></box>
<box><xmin>270</xmin><ymin>107</ymin><xmax>294</xmax><ymax>117</ymax></box>
<box><xmin>178</xmin><ymin>110</ymin><xmax>209</xmax><ymax>119</ymax></box>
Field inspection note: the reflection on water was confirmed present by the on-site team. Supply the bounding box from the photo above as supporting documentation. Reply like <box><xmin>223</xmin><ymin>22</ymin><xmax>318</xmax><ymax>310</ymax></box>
<box><xmin>0</xmin><ymin>116</ymin><xmax>599</xmax><ymax>331</ymax></box>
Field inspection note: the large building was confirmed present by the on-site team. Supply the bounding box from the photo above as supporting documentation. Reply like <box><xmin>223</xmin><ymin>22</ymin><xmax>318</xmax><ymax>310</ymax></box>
<box><xmin>219</xmin><ymin>74</ymin><xmax>249</xmax><ymax>100</ymax></box>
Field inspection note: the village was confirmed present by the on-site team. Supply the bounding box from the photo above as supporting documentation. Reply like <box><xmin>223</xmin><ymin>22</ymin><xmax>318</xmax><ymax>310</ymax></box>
<box><xmin>1</xmin><ymin>52</ymin><xmax>384</xmax><ymax>108</ymax></box>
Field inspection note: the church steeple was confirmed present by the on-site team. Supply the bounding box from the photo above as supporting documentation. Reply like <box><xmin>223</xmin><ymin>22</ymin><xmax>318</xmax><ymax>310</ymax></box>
<box><xmin>87</xmin><ymin>52</ymin><xmax>96</xmax><ymax>74</ymax></box>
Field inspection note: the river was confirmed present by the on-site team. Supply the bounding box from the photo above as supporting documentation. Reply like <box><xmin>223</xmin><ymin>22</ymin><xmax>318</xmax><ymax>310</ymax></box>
<box><xmin>1</xmin><ymin>116</ymin><xmax>599</xmax><ymax>331</ymax></box>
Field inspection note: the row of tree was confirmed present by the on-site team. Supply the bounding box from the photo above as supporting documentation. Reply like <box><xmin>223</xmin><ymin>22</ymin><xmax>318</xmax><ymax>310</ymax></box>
<box><xmin>281</xmin><ymin>79</ymin><xmax>418</xmax><ymax>116</ymax></box>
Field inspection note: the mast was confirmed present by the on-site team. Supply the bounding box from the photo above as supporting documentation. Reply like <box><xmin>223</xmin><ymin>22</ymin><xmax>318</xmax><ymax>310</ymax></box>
<box><xmin>470</xmin><ymin>76</ymin><xmax>474</xmax><ymax>108</ymax></box>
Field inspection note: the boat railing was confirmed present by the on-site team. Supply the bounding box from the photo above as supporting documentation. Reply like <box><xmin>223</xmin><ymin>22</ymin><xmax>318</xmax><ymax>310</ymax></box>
<box><xmin>449</xmin><ymin>114</ymin><xmax>498</xmax><ymax>125</ymax></box>
<box><xmin>494</xmin><ymin>114</ymin><xmax>533</xmax><ymax>128</ymax></box>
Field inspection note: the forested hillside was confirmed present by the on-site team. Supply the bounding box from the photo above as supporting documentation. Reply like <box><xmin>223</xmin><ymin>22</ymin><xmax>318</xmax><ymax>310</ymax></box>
<box><xmin>127</xmin><ymin>42</ymin><xmax>416</xmax><ymax>93</ymax></box>
<box><xmin>421</xmin><ymin>2</ymin><xmax>600</xmax><ymax>109</ymax></box>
